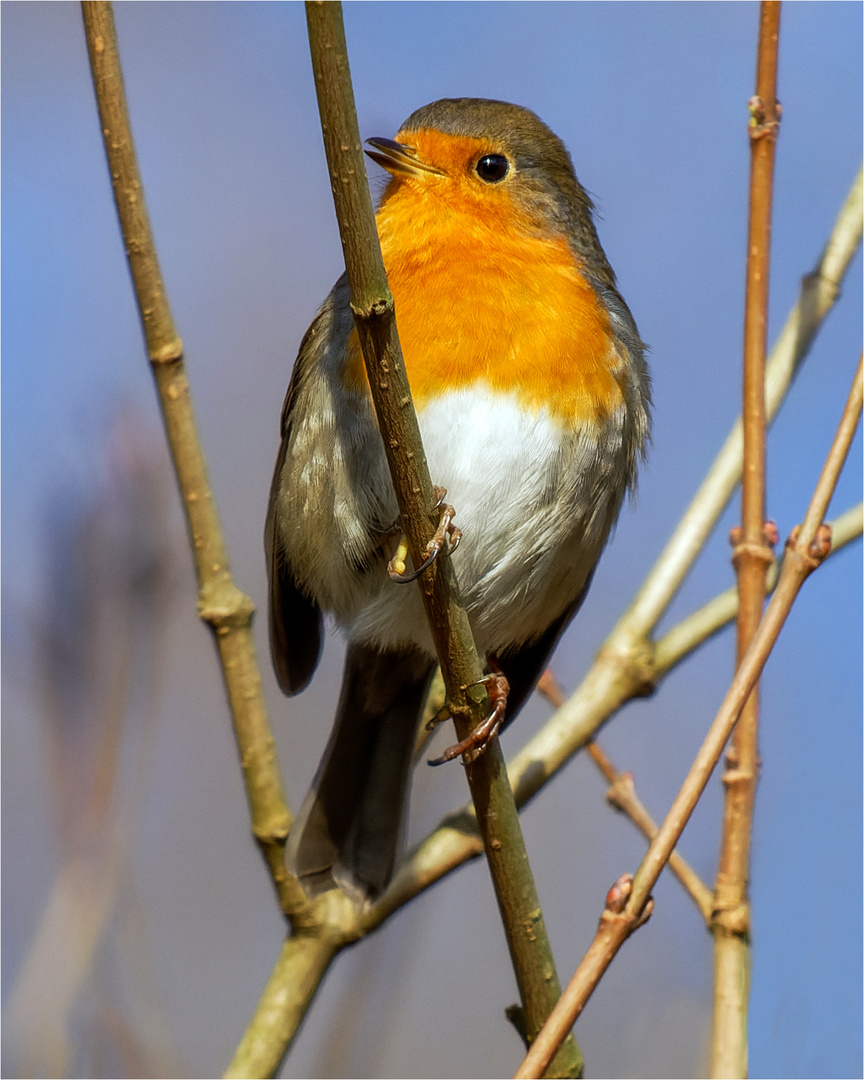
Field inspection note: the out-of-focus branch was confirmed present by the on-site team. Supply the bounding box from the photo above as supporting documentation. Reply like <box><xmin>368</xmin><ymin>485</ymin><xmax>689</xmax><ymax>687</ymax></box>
<box><xmin>713</xmin><ymin>7</ymin><xmax>782</xmax><ymax>1074</ymax></box>
<box><xmin>608</xmin><ymin>164</ymin><xmax>862</xmax><ymax>658</ymax></box>
<box><xmin>489</xmin><ymin>163</ymin><xmax>862</xmax><ymax>810</ymax></box>
<box><xmin>224</xmin><ymin>925</ymin><xmax>344</xmax><ymax>1079</ymax></box>
<box><xmin>80</xmin><ymin>1</ymin><xmax>301</xmax><ymax>917</ymax></box>
<box><xmin>513</xmin><ymin>353</ymin><xmax>863</xmax><ymax>1080</ymax></box>
<box><xmin>80</xmin><ymin>6</ymin><xmax>862</xmax><ymax>1075</ymax></box>
<box><xmin>602</xmin><ymin>765</ymin><xmax>715</xmax><ymax>924</ymax></box>
<box><xmin>537</xmin><ymin>671</ymin><xmax>714</xmax><ymax>923</ymax></box>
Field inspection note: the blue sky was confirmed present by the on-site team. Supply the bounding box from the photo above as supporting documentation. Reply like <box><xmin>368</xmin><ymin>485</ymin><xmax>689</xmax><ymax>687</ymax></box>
<box><xmin>3</xmin><ymin>4</ymin><xmax>861</xmax><ymax>1077</ymax></box>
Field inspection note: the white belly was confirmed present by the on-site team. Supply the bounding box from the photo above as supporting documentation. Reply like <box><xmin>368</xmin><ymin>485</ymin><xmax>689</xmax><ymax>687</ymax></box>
<box><xmin>344</xmin><ymin>387</ymin><xmax>628</xmax><ymax>656</ymax></box>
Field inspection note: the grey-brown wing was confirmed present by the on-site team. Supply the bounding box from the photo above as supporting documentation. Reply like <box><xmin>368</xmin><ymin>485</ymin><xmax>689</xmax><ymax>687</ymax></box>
<box><xmin>265</xmin><ymin>316</ymin><xmax>326</xmax><ymax>696</ymax></box>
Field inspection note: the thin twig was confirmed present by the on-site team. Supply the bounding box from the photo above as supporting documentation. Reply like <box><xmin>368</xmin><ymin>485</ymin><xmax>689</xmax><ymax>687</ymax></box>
<box><xmin>603</xmin><ymin>767</ymin><xmax>715</xmax><ymax>924</ymax></box>
<box><xmin>607</xmin><ymin>165</ymin><xmax>862</xmax><ymax>659</ymax></box>
<box><xmin>244</xmin><ymin>407</ymin><xmax>861</xmax><ymax>1079</ymax></box>
<box><xmin>303</xmin><ymin>4</ymin><xmax>579</xmax><ymax>1075</ymax></box>
<box><xmin>490</xmin><ymin>165</ymin><xmax>862</xmax><ymax>812</ymax></box>
<box><xmin>513</xmin><ymin>353</ymin><xmax>863</xmax><ymax>1080</ymax></box>
<box><xmin>79</xmin><ymin>7</ymin><xmax>862</xmax><ymax>1077</ymax></box>
<box><xmin>713</xmin><ymin>8</ymin><xmax>781</xmax><ymax>1073</ymax></box>
<box><xmin>654</xmin><ymin>502</ymin><xmax>860</xmax><ymax>671</ymax></box>
<box><xmin>536</xmin><ymin>671</ymin><xmax>714</xmax><ymax>922</ymax></box>
<box><xmin>80</xmin><ymin>1</ymin><xmax>302</xmax><ymax>918</ymax></box>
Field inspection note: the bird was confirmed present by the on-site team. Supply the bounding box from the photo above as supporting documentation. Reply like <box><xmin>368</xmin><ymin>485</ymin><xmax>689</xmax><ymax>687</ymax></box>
<box><xmin>266</xmin><ymin>98</ymin><xmax>651</xmax><ymax>903</ymax></box>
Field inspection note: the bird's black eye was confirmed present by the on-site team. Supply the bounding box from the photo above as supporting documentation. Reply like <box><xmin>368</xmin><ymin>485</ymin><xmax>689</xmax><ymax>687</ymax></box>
<box><xmin>475</xmin><ymin>154</ymin><xmax>510</xmax><ymax>183</ymax></box>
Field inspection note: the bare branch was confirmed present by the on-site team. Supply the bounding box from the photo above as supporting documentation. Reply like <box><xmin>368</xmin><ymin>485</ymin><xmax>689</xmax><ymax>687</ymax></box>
<box><xmin>225</xmin><ymin>896</ymin><xmax>354</xmax><ymax>1079</ymax></box>
<box><xmin>513</xmin><ymin>353</ymin><xmax>862</xmax><ymax>1080</ymax></box>
<box><xmin>537</xmin><ymin>671</ymin><xmax>714</xmax><ymax>923</ymax></box>
<box><xmin>79</xmin><ymin>1</ymin><xmax>300</xmax><ymax>914</ymax></box>
<box><xmin>372</xmin><ymin>488</ymin><xmax>860</xmax><ymax>933</ymax></box>
<box><xmin>654</xmin><ymin>502</ymin><xmax>860</xmax><ymax>671</ymax></box>
<box><xmin>712</xmin><ymin>7</ymin><xmax>782</xmax><ymax>1073</ymax></box>
<box><xmin>290</xmin><ymin>5</ymin><xmax>582</xmax><ymax>1075</ymax></box>
<box><xmin>610</xmin><ymin>165</ymin><xmax>862</xmax><ymax>652</ymax></box>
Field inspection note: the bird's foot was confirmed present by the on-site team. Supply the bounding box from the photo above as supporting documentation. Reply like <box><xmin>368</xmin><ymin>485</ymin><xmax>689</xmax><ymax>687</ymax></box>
<box><xmin>388</xmin><ymin>486</ymin><xmax>461</xmax><ymax>582</ymax></box>
<box><xmin>428</xmin><ymin>667</ymin><xmax>510</xmax><ymax>766</ymax></box>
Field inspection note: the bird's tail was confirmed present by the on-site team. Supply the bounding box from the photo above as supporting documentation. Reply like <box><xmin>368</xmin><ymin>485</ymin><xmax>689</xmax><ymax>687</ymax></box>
<box><xmin>286</xmin><ymin>642</ymin><xmax>436</xmax><ymax>902</ymax></box>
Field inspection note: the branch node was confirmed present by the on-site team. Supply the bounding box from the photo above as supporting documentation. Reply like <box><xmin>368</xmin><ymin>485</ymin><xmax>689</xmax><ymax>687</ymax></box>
<box><xmin>720</xmin><ymin>766</ymin><xmax>753</xmax><ymax>788</ymax></box>
<box><xmin>711</xmin><ymin>901</ymin><xmax>751</xmax><ymax>938</ymax></box>
<box><xmin>350</xmin><ymin>296</ymin><xmax>394</xmax><ymax>321</ymax></box>
<box><xmin>253</xmin><ymin>824</ymin><xmax>290</xmax><ymax>846</ymax></box>
<box><xmin>505</xmin><ymin>1003</ymin><xmax>530</xmax><ymax>1050</ymax></box>
<box><xmin>605</xmin><ymin>771</ymin><xmax>636</xmax><ymax>812</ymax></box>
<box><xmin>149</xmin><ymin>336</ymin><xmax>184</xmax><ymax>365</ymax></box>
<box><xmin>600</xmin><ymin>875</ymin><xmax>654</xmax><ymax>935</ymax></box>
<box><xmin>747</xmin><ymin>94</ymin><xmax>782</xmax><ymax>141</ymax></box>
<box><xmin>729</xmin><ymin>523</ymin><xmax>777</xmax><ymax>569</ymax></box>
<box><xmin>802</xmin><ymin>265</ymin><xmax>840</xmax><ymax>308</ymax></box>
<box><xmin>786</xmin><ymin>522</ymin><xmax>833</xmax><ymax>568</ymax></box>
<box><xmin>198</xmin><ymin>584</ymin><xmax>256</xmax><ymax>629</ymax></box>
<box><xmin>630</xmin><ymin>898</ymin><xmax>654</xmax><ymax>932</ymax></box>
<box><xmin>599</xmin><ymin>636</ymin><xmax>657</xmax><ymax>698</ymax></box>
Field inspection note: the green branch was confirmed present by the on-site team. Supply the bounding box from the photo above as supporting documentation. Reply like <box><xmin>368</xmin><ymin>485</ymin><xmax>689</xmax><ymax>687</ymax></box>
<box><xmin>303</xmin><ymin>3</ymin><xmax>580</xmax><ymax>1075</ymax></box>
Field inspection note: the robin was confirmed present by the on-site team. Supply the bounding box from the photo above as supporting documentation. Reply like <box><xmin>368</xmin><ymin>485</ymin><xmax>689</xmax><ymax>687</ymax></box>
<box><xmin>266</xmin><ymin>98</ymin><xmax>651</xmax><ymax>901</ymax></box>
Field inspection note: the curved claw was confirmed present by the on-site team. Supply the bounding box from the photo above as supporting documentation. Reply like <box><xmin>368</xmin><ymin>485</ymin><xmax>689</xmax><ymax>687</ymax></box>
<box><xmin>427</xmin><ymin>672</ymin><xmax>510</xmax><ymax>766</ymax></box>
<box><xmin>387</xmin><ymin>488</ymin><xmax>460</xmax><ymax>583</ymax></box>
<box><xmin>426</xmin><ymin>705</ymin><xmax>501</xmax><ymax>766</ymax></box>
<box><xmin>388</xmin><ymin>543</ymin><xmax>441</xmax><ymax>583</ymax></box>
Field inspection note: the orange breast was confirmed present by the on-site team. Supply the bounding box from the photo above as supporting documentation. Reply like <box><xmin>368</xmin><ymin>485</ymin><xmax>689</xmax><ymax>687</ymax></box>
<box><xmin>343</xmin><ymin>172</ymin><xmax>624</xmax><ymax>426</ymax></box>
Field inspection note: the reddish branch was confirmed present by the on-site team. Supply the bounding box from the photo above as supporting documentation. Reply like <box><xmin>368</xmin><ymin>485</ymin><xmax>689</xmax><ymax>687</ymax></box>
<box><xmin>536</xmin><ymin>670</ymin><xmax>713</xmax><ymax>922</ymax></box>
<box><xmin>712</xmin><ymin>5</ymin><xmax>782</xmax><ymax>1074</ymax></box>
<box><xmin>514</xmin><ymin>352</ymin><xmax>862</xmax><ymax>1080</ymax></box>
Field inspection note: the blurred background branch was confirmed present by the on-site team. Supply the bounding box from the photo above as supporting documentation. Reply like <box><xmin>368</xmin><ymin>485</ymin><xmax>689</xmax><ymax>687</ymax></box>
<box><xmin>229</xmin><ymin>157</ymin><xmax>863</xmax><ymax>1074</ymax></box>
<box><xmin>5</xmin><ymin>410</ymin><xmax>183</xmax><ymax>1077</ymax></box>
<box><xmin>80</xmin><ymin>0</ymin><xmax>300</xmax><ymax>917</ymax></box>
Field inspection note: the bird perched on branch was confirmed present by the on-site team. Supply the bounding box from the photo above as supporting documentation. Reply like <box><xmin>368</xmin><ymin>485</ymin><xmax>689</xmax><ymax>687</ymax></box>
<box><xmin>266</xmin><ymin>98</ymin><xmax>651</xmax><ymax>902</ymax></box>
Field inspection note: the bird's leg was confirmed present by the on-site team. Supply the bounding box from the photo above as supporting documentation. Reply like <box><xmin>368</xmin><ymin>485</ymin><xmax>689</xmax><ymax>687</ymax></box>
<box><xmin>425</xmin><ymin>702</ymin><xmax>452</xmax><ymax>732</ymax></box>
<box><xmin>427</xmin><ymin>659</ymin><xmax>510</xmax><ymax>766</ymax></box>
<box><xmin>388</xmin><ymin>486</ymin><xmax>462</xmax><ymax>583</ymax></box>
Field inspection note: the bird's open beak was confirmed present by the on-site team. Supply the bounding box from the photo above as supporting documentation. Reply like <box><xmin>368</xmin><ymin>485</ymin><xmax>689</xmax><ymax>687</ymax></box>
<box><xmin>364</xmin><ymin>137</ymin><xmax>445</xmax><ymax>178</ymax></box>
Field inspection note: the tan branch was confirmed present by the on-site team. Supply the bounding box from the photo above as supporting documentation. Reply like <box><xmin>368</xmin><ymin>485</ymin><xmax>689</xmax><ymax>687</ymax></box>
<box><xmin>83</xmin><ymin>5</ymin><xmax>861</xmax><ymax>1073</ymax></box>
<box><xmin>224</xmin><ymin>930</ymin><xmax>342</xmax><ymax>1079</ymax></box>
<box><xmin>228</xmin><ymin>143</ymin><xmax>862</xmax><ymax>1080</ymax></box>
<box><xmin>495</xmin><ymin>164</ymin><xmax>862</xmax><ymax>805</ymax></box>
<box><xmin>80</xmin><ymin>1</ymin><xmax>300</xmax><ymax>915</ymax></box>
<box><xmin>603</xmin><ymin>766</ymin><xmax>715</xmax><ymax>924</ymax></box>
<box><xmin>377</xmin><ymin>489</ymin><xmax>860</xmax><ymax>930</ymax></box>
<box><xmin>609</xmin><ymin>165</ymin><xmax>862</xmax><ymax>657</ymax></box>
